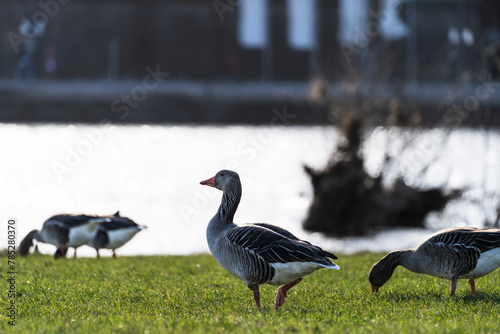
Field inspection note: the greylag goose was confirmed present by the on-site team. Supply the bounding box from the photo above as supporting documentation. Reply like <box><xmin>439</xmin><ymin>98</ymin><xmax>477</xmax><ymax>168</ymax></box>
<box><xmin>369</xmin><ymin>227</ymin><xmax>500</xmax><ymax>296</ymax></box>
<box><xmin>87</xmin><ymin>211</ymin><xmax>146</xmax><ymax>259</ymax></box>
<box><xmin>200</xmin><ymin>170</ymin><xmax>339</xmax><ymax>310</ymax></box>
<box><xmin>19</xmin><ymin>214</ymin><xmax>107</xmax><ymax>259</ymax></box>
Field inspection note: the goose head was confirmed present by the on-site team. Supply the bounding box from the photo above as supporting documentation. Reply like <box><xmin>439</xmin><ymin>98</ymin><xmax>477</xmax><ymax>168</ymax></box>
<box><xmin>368</xmin><ymin>262</ymin><xmax>391</xmax><ymax>293</ymax></box>
<box><xmin>200</xmin><ymin>170</ymin><xmax>240</xmax><ymax>191</ymax></box>
<box><xmin>368</xmin><ymin>251</ymin><xmax>402</xmax><ymax>293</ymax></box>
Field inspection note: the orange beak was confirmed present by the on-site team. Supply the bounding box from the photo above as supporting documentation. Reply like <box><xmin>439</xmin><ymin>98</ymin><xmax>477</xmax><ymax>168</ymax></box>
<box><xmin>371</xmin><ymin>284</ymin><xmax>379</xmax><ymax>294</ymax></box>
<box><xmin>200</xmin><ymin>176</ymin><xmax>216</xmax><ymax>187</ymax></box>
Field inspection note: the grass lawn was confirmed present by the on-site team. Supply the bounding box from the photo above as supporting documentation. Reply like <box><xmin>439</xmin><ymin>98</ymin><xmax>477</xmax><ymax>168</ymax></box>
<box><xmin>3</xmin><ymin>252</ymin><xmax>500</xmax><ymax>333</ymax></box>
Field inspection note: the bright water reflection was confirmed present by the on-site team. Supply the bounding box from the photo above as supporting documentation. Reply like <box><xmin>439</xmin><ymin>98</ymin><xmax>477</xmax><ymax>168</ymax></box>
<box><xmin>1</xmin><ymin>124</ymin><xmax>498</xmax><ymax>257</ymax></box>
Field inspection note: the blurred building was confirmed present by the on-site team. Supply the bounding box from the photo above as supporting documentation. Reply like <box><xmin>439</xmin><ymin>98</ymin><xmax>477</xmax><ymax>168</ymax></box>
<box><xmin>0</xmin><ymin>0</ymin><xmax>496</xmax><ymax>82</ymax></box>
<box><xmin>0</xmin><ymin>0</ymin><xmax>499</xmax><ymax>124</ymax></box>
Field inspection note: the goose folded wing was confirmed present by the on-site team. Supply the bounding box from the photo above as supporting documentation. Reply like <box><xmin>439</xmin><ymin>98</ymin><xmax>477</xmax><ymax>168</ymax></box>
<box><xmin>101</xmin><ymin>219</ymin><xmax>138</xmax><ymax>230</ymax></box>
<box><xmin>225</xmin><ymin>225</ymin><xmax>336</xmax><ymax>265</ymax></box>
<box><xmin>428</xmin><ymin>229</ymin><xmax>500</xmax><ymax>253</ymax></box>
<box><xmin>249</xmin><ymin>223</ymin><xmax>308</xmax><ymax>243</ymax></box>
<box><xmin>49</xmin><ymin>214</ymin><xmax>108</xmax><ymax>227</ymax></box>
<box><xmin>470</xmin><ymin>230</ymin><xmax>500</xmax><ymax>253</ymax></box>
<box><xmin>427</xmin><ymin>242</ymin><xmax>481</xmax><ymax>277</ymax></box>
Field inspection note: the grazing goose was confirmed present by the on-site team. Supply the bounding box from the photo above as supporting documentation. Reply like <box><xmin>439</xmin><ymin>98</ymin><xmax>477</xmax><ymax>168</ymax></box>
<box><xmin>87</xmin><ymin>211</ymin><xmax>146</xmax><ymax>259</ymax></box>
<box><xmin>369</xmin><ymin>227</ymin><xmax>500</xmax><ymax>296</ymax></box>
<box><xmin>19</xmin><ymin>214</ymin><xmax>107</xmax><ymax>259</ymax></box>
<box><xmin>200</xmin><ymin>170</ymin><xmax>339</xmax><ymax>310</ymax></box>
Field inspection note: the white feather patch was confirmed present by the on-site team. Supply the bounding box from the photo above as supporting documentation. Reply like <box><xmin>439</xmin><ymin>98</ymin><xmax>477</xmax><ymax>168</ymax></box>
<box><xmin>67</xmin><ymin>221</ymin><xmax>101</xmax><ymax>247</ymax></box>
<box><xmin>105</xmin><ymin>227</ymin><xmax>141</xmax><ymax>249</ymax></box>
<box><xmin>461</xmin><ymin>248</ymin><xmax>500</xmax><ymax>279</ymax></box>
<box><xmin>269</xmin><ymin>261</ymin><xmax>339</xmax><ymax>285</ymax></box>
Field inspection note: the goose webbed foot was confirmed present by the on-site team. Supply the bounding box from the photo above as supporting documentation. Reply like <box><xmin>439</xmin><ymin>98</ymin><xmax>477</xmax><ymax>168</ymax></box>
<box><xmin>274</xmin><ymin>277</ymin><xmax>303</xmax><ymax>310</ymax></box>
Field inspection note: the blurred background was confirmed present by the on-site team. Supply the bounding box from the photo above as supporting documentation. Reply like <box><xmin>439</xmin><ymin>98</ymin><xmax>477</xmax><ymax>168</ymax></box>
<box><xmin>1</xmin><ymin>0</ymin><xmax>499</xmax><ymax>257</ymax></box>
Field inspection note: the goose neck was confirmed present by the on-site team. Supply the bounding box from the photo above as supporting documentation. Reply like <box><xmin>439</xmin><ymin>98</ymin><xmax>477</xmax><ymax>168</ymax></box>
<box><xmin>383</xmin><ymin>250</ymin><xmax>410</xmax><ymax>273</ymax></box>
<box><xmin>217</xmin><ymin>184</ymin><xmax>241</xmax><ymax>223</ymax></box>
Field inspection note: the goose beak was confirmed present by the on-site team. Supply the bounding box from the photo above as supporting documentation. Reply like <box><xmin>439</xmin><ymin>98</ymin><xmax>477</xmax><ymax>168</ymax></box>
<box><xmin>200</xmin><ymin>176</ymin><xmax>216</xmax><ymax>187</ymax></box>
<box><xmin>371</xmin><ymin>284</ymin><xmax>379</xmax><ymax>294</ymax></box>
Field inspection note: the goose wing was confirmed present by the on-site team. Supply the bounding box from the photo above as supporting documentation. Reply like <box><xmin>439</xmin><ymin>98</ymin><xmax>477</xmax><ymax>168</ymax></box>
<box><xmin>100</xmin><ymin>219</ymin><xmax>139</xmax><ymax>231</ymax></box>
<box><xmin>48</xmin><ymin>214</ymin><xmax>108</xmax><ymax>228</ymax></box>
<box><xmin>426</xmin><ymin>228</ymin><xmax>500</xmax><ymax>253</ymax></box>
<box><xmin>225</xmin><ymin>224</ymin><xmax>337</xmax><ymax>267</ymax></box>
<box><xmin>250</xmin><ymin>223</ymin><xmax>309</xmax><ymax>243</ymax></box>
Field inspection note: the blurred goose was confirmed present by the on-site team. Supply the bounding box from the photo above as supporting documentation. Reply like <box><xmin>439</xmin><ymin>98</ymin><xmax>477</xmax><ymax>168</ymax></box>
<box><xmin>88</xmin><ymin>211</ymin><xmax>146</xmax><ymax>259</ymax></box>
<box><xmin>19</xmin><ymin>214</ymin><xmax>106</xmax><ymax>259</ymax></box>
<box><xmin>369</xmin><ymin>227</ymin><xmax>500</xmax><ymax>296</ymax></box>
<box><xmin>200</xmin><ymin>170</ymin><xmax>339</xmax><ymax>310</ymax></box>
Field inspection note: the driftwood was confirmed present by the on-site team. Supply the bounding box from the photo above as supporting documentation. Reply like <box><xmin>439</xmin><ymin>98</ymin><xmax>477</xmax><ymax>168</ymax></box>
<box><xmin>303</xmin><ymin>114</ymin><xmax>460</xmax><ymax>237</ymax></box>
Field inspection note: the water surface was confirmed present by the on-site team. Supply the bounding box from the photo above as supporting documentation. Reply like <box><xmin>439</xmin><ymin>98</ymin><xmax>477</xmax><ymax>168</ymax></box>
<box><xmin>1</xmin><ymin>124</ymin><xmax>498</xmax><ymax>257</ymax></box>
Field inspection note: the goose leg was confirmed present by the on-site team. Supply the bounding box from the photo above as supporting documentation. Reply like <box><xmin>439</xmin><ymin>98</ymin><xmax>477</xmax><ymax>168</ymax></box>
<box><xmin>468</xmin><ymin>279</ymin><xmax>477</xmax><ymax>295</ymax></box>
<box><xmin>274</xmin><ymin>278</ymin><xmax>303</xmax><ymax>310</ymax></box>
<box><xmin>450</xmin><ymin>280</ymin><xmax>458</xmax><ymax>297</ymax></box>
<box><xmin>73</xmin><ymin>248</ymin><xmax>77</xmax><ymax>259</ymax></box>
<box><xmin>247</xmin><ymin>283</ymin><xmax>261</xmax><ymax>309</ymax></box>
<box><xmin>252</xmin><ymin>289</ymin><xmax>261</xmax><ymax>309</ymax></box>
<box><xmin>96</xmin><ymin>250</ymin><xmax>100</xmax><ymax>259</ymax></box>
<box><xmin>112</xmin><ymin>250</ymin><xmax>117</xmax><ymax>259</ymax></box>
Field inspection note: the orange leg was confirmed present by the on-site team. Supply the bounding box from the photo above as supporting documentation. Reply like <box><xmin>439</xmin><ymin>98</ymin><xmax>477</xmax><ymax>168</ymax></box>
<box><xmin>274</xmin><ymin>278</ymin><xmax>303</xmax><ymax>310</ymax></box>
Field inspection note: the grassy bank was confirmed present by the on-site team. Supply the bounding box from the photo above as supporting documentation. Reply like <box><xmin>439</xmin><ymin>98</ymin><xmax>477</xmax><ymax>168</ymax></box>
<box><xmin>3</xmin><ymin>252</ymin><xmax>500</xmax><ymax>333</ymax></box>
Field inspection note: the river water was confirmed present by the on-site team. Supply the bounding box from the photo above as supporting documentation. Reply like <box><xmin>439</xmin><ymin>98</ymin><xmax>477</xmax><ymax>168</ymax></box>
<box><xmin>1</xmin><ymin>123</ymin><xmax>499</xmax><ymax>257</ymax></box>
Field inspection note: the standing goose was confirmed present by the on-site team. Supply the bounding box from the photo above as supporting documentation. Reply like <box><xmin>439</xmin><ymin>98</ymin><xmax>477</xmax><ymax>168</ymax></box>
<box><xmin>200</xmin><ymin>170</ymin><xmax>339</xmax><ymax>310</ymax></box>
<box><xmin>369</xmin><ymin>227</ymin><xmax>500</xmax><ymax>296</ymax></box>
<box><xmin>19</xmin><ymin>214</ymin><xmax>107</xmax><ymax>259</ymax></box>
<box><xmin>87</xmin><ymin>211</ymin><xmax>146</xmax><ymax>259</ymax></box>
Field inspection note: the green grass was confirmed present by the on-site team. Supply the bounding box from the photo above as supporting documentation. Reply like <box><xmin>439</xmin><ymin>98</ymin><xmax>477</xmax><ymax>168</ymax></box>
<box><xmin>3</xmin><ymin>252</ymin><xmax>500</xmax><ymax>333</ymax></box>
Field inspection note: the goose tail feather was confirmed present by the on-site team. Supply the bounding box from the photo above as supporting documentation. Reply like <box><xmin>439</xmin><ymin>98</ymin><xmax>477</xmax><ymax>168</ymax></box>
<box><xmin>19</xmin><ymin>230</ymin><xmax>38</xmax><ymax>256</ymax></box>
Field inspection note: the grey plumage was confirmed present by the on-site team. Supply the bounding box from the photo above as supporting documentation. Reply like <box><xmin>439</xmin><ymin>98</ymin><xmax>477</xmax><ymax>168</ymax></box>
<box><xmin>19</xmin><ymin>214</ymin><xmax>106</xmax><ymax>259</ymax></box>
<box><xmin>87</xmin><ymin>211</ymin><xmax>146</xmax><ymax>259</ymax></box>
<box><xmin>369</xmin><ymin>227</ymin><xmax>500</xmax><ymax>296</ymax></box>
<box><xmin>201</xmin><ymin>170</ymin><xmax>339</xmax><ymax>310</ymax></box>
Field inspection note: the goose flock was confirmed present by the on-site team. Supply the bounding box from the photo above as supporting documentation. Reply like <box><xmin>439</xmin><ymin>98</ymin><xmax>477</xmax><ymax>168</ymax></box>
<box><xmin>19</xmin><ymin>169</ymin><xmax>500</xmax><ymax>309</ymax></box>
<box><xmin>19</xmin><ymin>211</ymin><xmax>146</xmax><ymax>259</ymax></box>
<box><xmin>200</xmin><ymin>170</ymin><xmax>500</xmax><ymax>308</ymax></box>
